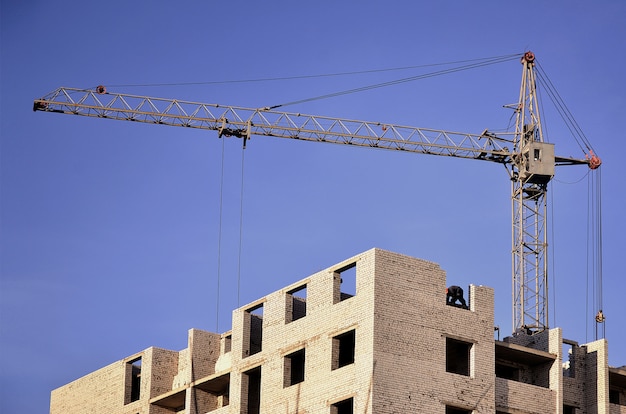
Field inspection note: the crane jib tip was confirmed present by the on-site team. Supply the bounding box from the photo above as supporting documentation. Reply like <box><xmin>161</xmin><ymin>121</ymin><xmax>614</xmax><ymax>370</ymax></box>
<box><xmin>586</xmin><ymin>151</ymin><xmax>601</xmax><ymax>170</ymax></box>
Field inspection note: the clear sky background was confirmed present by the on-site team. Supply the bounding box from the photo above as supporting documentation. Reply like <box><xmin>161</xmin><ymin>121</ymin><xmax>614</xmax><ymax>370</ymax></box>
<box><xmin>1</xmin><ymin>1</ymin><xmax>624</xmax><ymax>412</ymax></box>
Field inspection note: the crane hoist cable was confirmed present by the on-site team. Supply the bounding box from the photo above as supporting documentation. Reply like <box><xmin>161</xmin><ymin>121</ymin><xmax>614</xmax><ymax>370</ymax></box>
<box><xmin>535</xmin><ymin>62</ymin><xmax>604</xmax><ymax>333</ymax></box>
<box><xmin>550</xmin><ymin>166</ymin><xmax>603</xmax><ymax>341</ymax></box>
<box><xmin>215</xmin><ymin>137</ymin><xmax>247</xmax><ymax>329</ymax></box>
<box><xmin>591</xmin><ymin>168</ymin><xmax>604</xmax><ymax>340</ymax></box>
<box><xmin>535</xmin><ymin>63</ymin><xmax>597</xmax><ymax>156</ymax></box>
<box><xmin>237</xmin><ymin>148</ymin><xmax>246</xmax><ymax>307</ymax></box>
<box><xmin>215</xmin><ymin>137</ymin><xmax>226</xmax><ymax>332</ymax></box>
<box><xmin>102</xmin><ymin>53</ymin><xmax>522</xmax><ymax>89</ymax></box>
<box><xmin>265</xmin><ymin>54</ymin><xmax>521</xmax><ymax>110</ymax></box>
<box><xmin>584</xmin><ymin>166</ymin><xmax>604</xmax><ymax>341</ymax></box>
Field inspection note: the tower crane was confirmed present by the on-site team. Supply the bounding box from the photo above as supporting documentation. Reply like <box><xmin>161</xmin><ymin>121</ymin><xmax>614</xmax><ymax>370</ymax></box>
<box><xmin>33</xmin><ymin>51</ymin><xmax>600</xmax><ymax>335</ymax></box>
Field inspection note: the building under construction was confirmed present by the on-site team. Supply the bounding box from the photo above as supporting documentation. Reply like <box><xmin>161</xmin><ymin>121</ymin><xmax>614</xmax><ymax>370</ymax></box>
<box><xmin>49</xmin><ymin>248</ymin><xmax>625</xmax><ymax>414</ymax></box>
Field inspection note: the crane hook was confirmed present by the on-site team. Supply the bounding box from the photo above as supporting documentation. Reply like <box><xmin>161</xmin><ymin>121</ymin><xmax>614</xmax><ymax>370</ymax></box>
<box><xmin>595</xmin><ymin>310</ymin><xmax>605</xmax><ymax>323</ymax></box>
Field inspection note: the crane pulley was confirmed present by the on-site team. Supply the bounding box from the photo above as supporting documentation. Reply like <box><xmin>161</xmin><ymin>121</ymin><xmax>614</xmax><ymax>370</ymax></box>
<box><xmin>33</xmin><ymin>51</ymin><xmax>600</xmax><ymax>334</ymax></box>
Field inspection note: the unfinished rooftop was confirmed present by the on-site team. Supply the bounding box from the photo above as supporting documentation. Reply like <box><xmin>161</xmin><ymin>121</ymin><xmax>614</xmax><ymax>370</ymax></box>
<box><xmin>50</xmin><ymin>248</ymin><xmax>625</xmax><ymax>414</ymax></box>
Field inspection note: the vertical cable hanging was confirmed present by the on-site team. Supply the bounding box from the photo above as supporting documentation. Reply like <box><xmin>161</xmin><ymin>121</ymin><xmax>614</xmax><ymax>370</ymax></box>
<box><xmin>214</xmin><ymin>139</ymin><xmax>246</xmax><ymax>332</ymax></box>
<box><xmin>237</xmin><ymin>147</ymin><xmax>246</xmax><ymax>307</ymax></box>
<box><xmin>593</xmin><ymin>168</ymin><xmax>605</xmax><ymax>339</ymax></box>
<box><xmin>586</xmin><ymin>173</ymin><xmax>592</xmax><ymax>342</ymax></box>
<box><xmin>215</xmin><ymin>138</ymin><xmax>226</xmax><ymax>332</ymax></box>
<box><xmin>587</xmin><ymin>167</ymin><xmax>605</xmax><ymax>340</ymax></box>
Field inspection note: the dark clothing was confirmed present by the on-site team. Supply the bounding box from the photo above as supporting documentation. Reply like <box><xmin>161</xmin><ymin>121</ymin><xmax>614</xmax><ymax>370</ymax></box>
<box><xmin>446</xmin><ymin>285</ymin><xmax>467</xmax><ymax>309</ymax></box>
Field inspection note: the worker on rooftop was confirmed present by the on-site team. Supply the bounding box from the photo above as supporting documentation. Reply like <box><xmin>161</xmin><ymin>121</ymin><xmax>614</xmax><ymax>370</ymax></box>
<box><xmin>446</xmin><ymin>285</ymin><xmax>468</xmax><ymax>309</ymax></box>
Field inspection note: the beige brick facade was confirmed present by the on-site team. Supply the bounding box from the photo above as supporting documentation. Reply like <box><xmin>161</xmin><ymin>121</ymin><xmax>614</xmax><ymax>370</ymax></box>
<box><xmin>49</xmin><ymin>248</ymin><xmax>625</xmax><ymax>414</ymax></box>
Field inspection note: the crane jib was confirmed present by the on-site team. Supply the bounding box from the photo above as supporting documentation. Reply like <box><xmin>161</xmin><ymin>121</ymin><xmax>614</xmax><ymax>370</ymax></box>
<box><xmin>33</xmin><ymin>88</ymin><xmax>587</xmax><ymax>168</ymax></box>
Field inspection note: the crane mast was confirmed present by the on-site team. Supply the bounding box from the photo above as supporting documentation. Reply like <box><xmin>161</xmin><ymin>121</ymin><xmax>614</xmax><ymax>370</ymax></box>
<box><xmin>33</xmin><ymin>52</ymin><xmax>599</xmax><ymax>334</ymax></box>
<box><xmin>511</xmin><ymin>51</ymin><xmax>551</xmax><ymax>333</ymax></box>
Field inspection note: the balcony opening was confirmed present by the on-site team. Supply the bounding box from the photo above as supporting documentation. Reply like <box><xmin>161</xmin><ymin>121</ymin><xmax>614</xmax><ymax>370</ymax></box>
<box><xmin>495</xmin><ymin>342</ymin><xmax>555</xmax><ymax>388</ymax></box>
<box><xmin>495</xmin><ymin>363</ymin><xmax>520</xmax><ymax>381</ymax></box>
<box><xmin>286</xmin><ymin>284</ymin><xmax>307</xmax><ymax>323</ymax></box>
<box><xmin>446</xmin><ymin>338</ymin><xmax>471</xmax><ymax>376</ymax></box>
<box><xmin>332</xmin><ymin>330</ymin><xmax>356</xmax><ymax>370</ymax></box>
<box><xmin>330</xmin><ymin>397</ymin><xmax>353</xmax><ymax>414</ymax></box>
<box><xmin>124</xmin><ymin>357</ymin><xmax>142</xmax><ymax>404</ymax></box>
<box><xmin>151</xmin><ymin>389</ymin><xmax>185</xmax><ymax>412</ymax></box>
<box><xmin>244</xmin><ymin>303</ymin><xmax>263</xmax><ymax>358</ymax></box>
<box><xmin>334</xmin><ymin>262</ymin><xmax>356</xmax><ymax>303</ymax></box>
<box><xmin>195</xmin><ymin>372</ymin><xmax>230</xmax><ymax>412</ymax></box>
<box><xmin>562</xmin><ymin>341</ymin><xmax>575</xmax><ymax>377</ymax></box>
<box><xmin>241</xmin><ymin>366</ymin><xmax>261</xmax><ymax>414</ymax></box>
<box><xmin>284</xmin><ymin>348</ymin><xmax>305</xmax><ymax>387</ymax></box>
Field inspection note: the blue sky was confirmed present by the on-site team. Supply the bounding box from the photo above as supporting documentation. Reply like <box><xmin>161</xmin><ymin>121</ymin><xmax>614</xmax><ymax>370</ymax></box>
<box><xmin>1</xmin><ymin>1</ymin><xmax>625</xmax><ymax>412</ymax></box>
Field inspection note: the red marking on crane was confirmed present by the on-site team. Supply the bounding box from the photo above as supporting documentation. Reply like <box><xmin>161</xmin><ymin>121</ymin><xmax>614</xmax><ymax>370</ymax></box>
<box><xmin>587</xmin><ymin>150</ymin><xmax>601</xmax><ymax>170</ymax></box>
<box><xmin>523</xmin><ymin>51</ymin><xmax>535</xmax><ymax>63</ymax></box>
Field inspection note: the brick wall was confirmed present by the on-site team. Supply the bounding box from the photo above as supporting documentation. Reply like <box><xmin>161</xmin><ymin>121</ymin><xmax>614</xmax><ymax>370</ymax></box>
<box><xmin>49</xmin><ymin>248</ymin><xmax>622</xmax><ymax>414</ymax></box>
<box><xmin>371</xmin><ymin>249</ymin><xmax>496</xmax><ymax>413</ymax></box>
<box><xmin>50</xmin><ymin>347</ymin><xmax>179</xmax><ymax>414</ymax></box>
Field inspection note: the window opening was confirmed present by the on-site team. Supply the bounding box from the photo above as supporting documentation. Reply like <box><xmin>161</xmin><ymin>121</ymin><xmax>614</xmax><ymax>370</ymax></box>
<box><xmin>223</xmin><ymin>334</ymin><xmax>232</xmax><ymax>353</ymax></box>
<box><xmin>242</xmin><ymin>366</ymin><xmax>261</xmax><ymax>414</ymax></box>
<box><xmin>334</xmin><ymin>262</ymin><xmax>356</xmax><ymax>303</ymax></box>
<box><xmin>563</xmin><ymin>405</ymin><xmax>577</xmax><ymax>414</ymax></box>
<box><xmin>125</xmin><ymin>357</ymin><xmax>142</xmax><ymax>404</ymax></box>
<box><xmin>331</xmin><ymin>397</ymin><xmax>353</xmax><ymax>414</ymax></box>
<box><xmin>284</xmin><ymin>348</ymin><xmax>305</xmax><ymax>387</ymax></box>
<box><xmin>495</xmin><ymin>344</ymin><xmax>552</xmax><ymax>388</ymax></box>
<box><xmin>244</xmin><ymin>304</ymin><xmax>263</xmax><ymax>357</ymax></box>
<box><xmin>562</xmin><ymin>342</ymin><xmax>575</xmax><ymax>378</ymax></box>
<box><xmin>287</xmin><ymin>284</ymin><xmax>307</xmax><ymax>322</ymax></box>
<box><xmin>445</xmin><ymin>406</ymin><xmax>471</xmax><ymax>414</ymax></box>
<box><xmin>446</xmin><ymin>338</ymin><xmax>471</xmax><ymax>376</ymax></box>
<box><xmin>609</xmin><ymin>370</ymin><xmax>626</xmax><ymax>406</ymax></box>
<box><xmin>609</xmin><ymin>389</ymin><xmax>620</xmax><ymax>405</ymax></box>
<box><xmin>332</xmin><ymin>330</ymin><xmax>356</xmax><ymax>370</ymax></box>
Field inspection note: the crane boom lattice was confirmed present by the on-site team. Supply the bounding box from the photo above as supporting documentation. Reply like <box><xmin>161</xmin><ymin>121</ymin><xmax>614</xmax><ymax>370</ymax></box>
<box><xmin>34</xmin><ymin>87</ymin><xmax>514</xmax><ymax>162</ymax></box>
